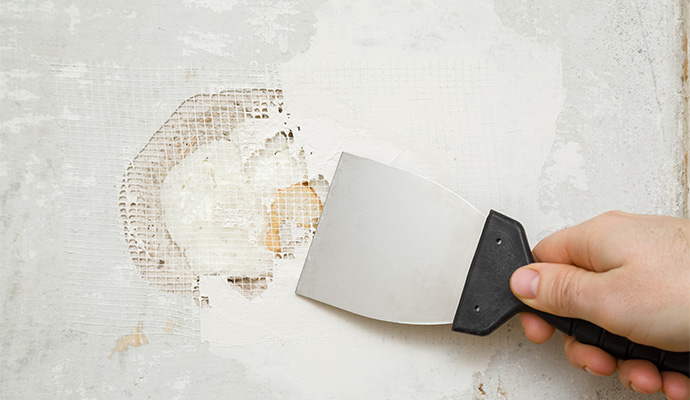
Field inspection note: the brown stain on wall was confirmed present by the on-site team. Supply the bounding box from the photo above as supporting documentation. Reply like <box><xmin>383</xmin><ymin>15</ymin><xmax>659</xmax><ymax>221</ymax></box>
<box><xmin>477</xmin><ymin>383</ymin><xmax>486</xmax><ymax>396</ymax></box>
<box><xmin>164</xmin><ymin>320</ymin><xmax>176</xmax><ymax>333</ymax></box>
<box><xmin>472</xmin><ymin>372</ymin><xmax>487</xmax><ymax>400</ymax></box>
<box><xmin>683</xmin><ymin>33</ymin><xmax>688</xmax><ymax>83</ymax></box>
<box><xmin>264</xmin><ymin>181</ymin><xmax>323</xmax><ymax>254</ymax></box>
<box><xmin>108</xmin><ymin>322</ymin><xmax>149</xmax><ymax>359</ymax></box>
<box><xmin>184</xmin><ymin>69</ymin><xmax>196</xmax><ymax>82</ymax></box>
<box><xmin>471</xmin><ymin>371</ymin><xmax>510</xmax><ymax>400</ymax></box>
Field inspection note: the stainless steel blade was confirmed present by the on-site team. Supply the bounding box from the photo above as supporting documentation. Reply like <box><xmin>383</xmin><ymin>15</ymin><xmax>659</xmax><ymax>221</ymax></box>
<box><xmin>296</xmin><ymin>153</ymin><xmax>486</xmax><ymax>324</ymax></box>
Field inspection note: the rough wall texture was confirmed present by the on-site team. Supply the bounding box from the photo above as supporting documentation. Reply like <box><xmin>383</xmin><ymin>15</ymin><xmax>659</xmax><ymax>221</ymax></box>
<box><xmin>0</xmin><ymin>0</ymin><xmax>685</xmax><ymax>398</ymax></box>
<box><xmin>493</xmin><ymin>0</ymin><xmax>686</xmax><ymax>227</ymax></box>
<box><xmin>685</xmin><ymin>0</ymin><xmax>690</xmax><ymax>217</ymax></box>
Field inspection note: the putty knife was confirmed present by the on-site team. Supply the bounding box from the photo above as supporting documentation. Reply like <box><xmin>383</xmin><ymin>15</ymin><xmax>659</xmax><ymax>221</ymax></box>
<box><xmin>296</xmin><ymin>153</ymin><xmax>689</xmax><ymax>376</ymax></box>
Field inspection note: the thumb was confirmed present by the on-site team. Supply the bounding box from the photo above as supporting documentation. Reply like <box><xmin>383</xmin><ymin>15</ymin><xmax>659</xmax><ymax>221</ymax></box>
<box><xmin>510</xmin><ymin>263</ymin><xmax>607</xmax><ymax>322</ymax></box>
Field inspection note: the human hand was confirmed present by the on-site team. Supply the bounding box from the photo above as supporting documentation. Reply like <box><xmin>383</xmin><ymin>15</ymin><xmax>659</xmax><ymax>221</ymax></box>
<box><xmin>509</xmin><ymin>211</ymin><xmax>690</xmax><ymax>399</ymax></box>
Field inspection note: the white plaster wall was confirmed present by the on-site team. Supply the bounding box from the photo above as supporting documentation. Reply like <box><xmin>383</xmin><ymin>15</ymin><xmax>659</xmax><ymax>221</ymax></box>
<box><xmin>682</xmin><ymin>1</ymin><xmax>690</xmax><ymax>217</ymax></box>
<box><xmin>0</xmin><ymin>0</ymin><xmax>686</xmax><ymax>398</ymax></box>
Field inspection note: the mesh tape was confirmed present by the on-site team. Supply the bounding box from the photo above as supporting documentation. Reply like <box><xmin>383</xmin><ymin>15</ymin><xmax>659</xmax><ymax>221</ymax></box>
<box><xmin>119</xmin><ymin>89</ymin><xmax>324</xmax><ymax>303</ymax></box>
<box><xmin>56</xmin><ymin>66</ymin><xmax>330</xmax><ymax>337</ymax></box>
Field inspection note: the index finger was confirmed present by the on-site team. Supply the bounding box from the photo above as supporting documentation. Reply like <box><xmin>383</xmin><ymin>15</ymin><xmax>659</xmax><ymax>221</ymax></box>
<box><xmin>533</xmin><ymin>212</ymin><xmax>627</xmax><ymax>272</ymax></box>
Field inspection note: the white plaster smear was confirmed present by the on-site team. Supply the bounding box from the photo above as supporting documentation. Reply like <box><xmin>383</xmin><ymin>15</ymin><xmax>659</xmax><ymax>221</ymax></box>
<box><xmin>182</xmin><ymin>0</ymin><xmax>239</xmax><ymax>13</ymax></box>
<box><xmin>0</xmin><ymin>70</ymin><xmax>41</xmax><ymax>101</ymax></box>
<box><xmin>201</xmin><ymin>245</ymin><xmax>505</xmax><ymax>398</ymax></box>
<box><xmin>201</xmin><ymin>0</ymin><xmax>565</xmax><ymax>397</ymax></box>
<box><xmin>160</xmin><ymin>140</ymin><xmax>274</xmax><ymax>277</ymax></box>
<box><xmin>543</xmin><ymin>142</ymin><xmax>588</xmax><ymax>191</ymax></box>
<box><xmin>177</xmin><ymin>29</ymin><xmax>233</xmax><ymax>57</ymax></box>
<box><xmin>246</xmin><ymin>1</ymin><xmax>299</xmax><ymax>50</ymax></box>
<box><xmin>65</xmin><ymin>3</ymin><xmax>80</xmax><ymax>35</ymax></box>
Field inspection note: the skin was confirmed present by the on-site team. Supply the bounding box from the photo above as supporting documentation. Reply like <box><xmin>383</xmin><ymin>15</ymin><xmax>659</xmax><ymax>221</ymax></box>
<box><xmin>509</xmin><ymin>211</ymin><xmax>690</xmax><ymax>399</ymax></box>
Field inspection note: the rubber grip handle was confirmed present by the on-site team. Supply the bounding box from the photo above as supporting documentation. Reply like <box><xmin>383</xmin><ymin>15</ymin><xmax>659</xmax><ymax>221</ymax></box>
<box><xmin>534</xmin><ymin>312</ymin><xmax>689</xmax><ymax>376</ymax></box>
<box><xmin>452</xmin><ymin>210</ymin><xmax>689</xmax><ymax>377</ymax></box>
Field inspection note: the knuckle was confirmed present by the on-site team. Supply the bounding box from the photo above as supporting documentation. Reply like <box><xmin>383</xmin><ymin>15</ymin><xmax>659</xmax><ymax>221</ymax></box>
<box><xmin>548</xmin><ymin>268</ymin><xmax>584</xmax><ymax>316</ymax></box>
<box><xmin>602</xmin><ymin>210</ymin><xmax>625</xmax><ymax>218</ymax></box>
<box><xmin>597</xmin><ymin>210</ymin><xmax>628</xmax><ymax>222</ymax></box>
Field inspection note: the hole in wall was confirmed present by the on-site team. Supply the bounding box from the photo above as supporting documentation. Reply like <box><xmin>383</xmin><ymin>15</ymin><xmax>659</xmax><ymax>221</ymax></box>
<box><xmin>120</xmin><ymin>89</ymin><xmax>329</xmax><ymax>303</ymax></box>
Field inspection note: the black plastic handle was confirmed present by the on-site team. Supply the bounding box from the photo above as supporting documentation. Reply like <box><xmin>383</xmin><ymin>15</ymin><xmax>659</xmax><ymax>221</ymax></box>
<box><xmin>452</xmin><ymin>210</ymin><xmax>689</xmax><ymax>377</ymax></box>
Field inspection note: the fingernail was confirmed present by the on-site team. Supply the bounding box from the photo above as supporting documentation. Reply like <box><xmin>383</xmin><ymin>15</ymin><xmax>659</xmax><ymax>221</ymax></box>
<box><xmin>512</xmin><ymin>268</ymin><xmax>539</xmax><ymax>299</ymax></box>
<box><xmin>583</xmin><ymin>366</ymin><xmax>606</xmax><ymax>377</ymax></box>
<box><xmin>630</xmin><ymin>383</ymin><xmax>647</xmax><ymax>394</ymax></box>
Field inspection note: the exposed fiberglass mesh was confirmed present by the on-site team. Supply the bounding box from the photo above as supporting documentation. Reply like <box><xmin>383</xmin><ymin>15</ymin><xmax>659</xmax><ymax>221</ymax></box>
<box><xmin>56</xmin><ymin>67</ymin><xmax>329</xmax><ymax>337</ymax></box>
<box><xmin>55</xmin><ymin>64</ymin><xmax>498</xmax><ymax>339</ymax></box>
<box><xmin>121</xmin><ymin>90</ymin><xmax>327</xmax><ymax>303</ymax></box>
